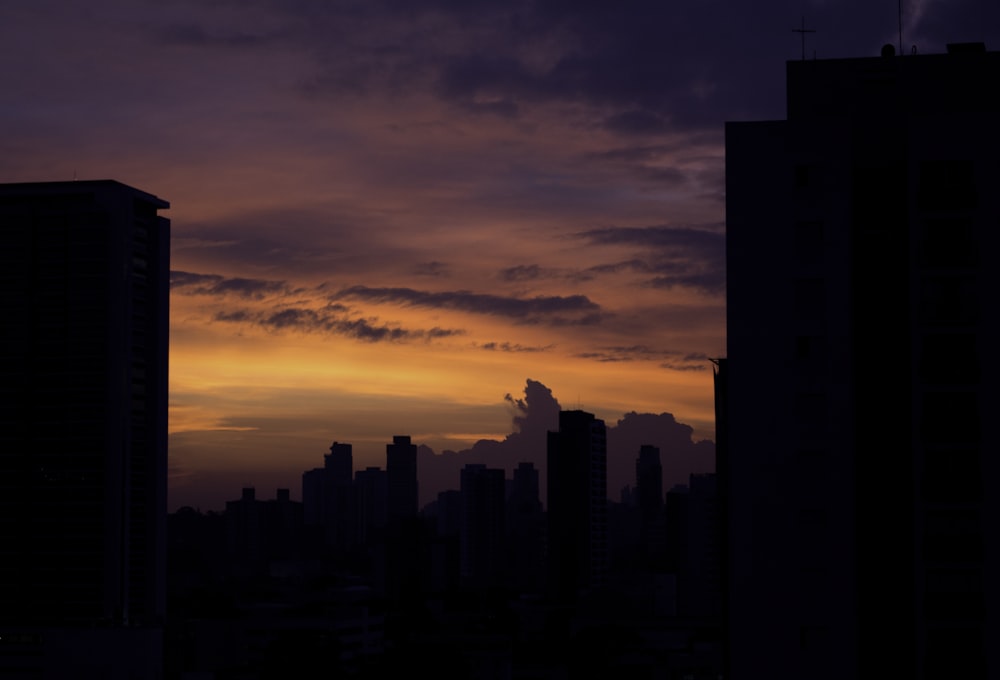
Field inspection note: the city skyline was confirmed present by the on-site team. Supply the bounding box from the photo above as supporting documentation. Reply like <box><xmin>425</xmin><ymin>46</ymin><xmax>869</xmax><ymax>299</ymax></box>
<box><xmin>176</xmin><ymin>377</ymin><xmax>716</xmax><ymax>514</ymax></box>
<box><xmin>4</xmin><ymin>2</ymin><xmax>998</xmax><ymax>513</ymax></box>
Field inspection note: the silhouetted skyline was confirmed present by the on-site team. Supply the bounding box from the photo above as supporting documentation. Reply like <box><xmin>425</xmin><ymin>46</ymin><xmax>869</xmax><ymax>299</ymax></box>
<box><xmin>6</xmin><ymin>3</ymin><xmax>998</xmax><ymax>512</ymax></box>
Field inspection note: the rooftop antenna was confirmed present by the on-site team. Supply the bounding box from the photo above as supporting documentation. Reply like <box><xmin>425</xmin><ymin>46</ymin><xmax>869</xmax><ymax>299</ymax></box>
<box><xmin>793</xmin><ymin>16</ymin><xmax>816</xmax><ymax>61</ymax></box>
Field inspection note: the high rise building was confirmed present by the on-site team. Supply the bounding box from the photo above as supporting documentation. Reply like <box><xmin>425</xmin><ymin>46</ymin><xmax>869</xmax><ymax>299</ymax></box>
<box><xmin>546</xmin><ymin>409</ymin><xmax>607</xmax><ymax>603</ymax></box>
<box><xmin>0</xmin><ymin>180</ymin><xmax>170</xmax><ymax>677</ymax></box>
<box><xmin>354</xmin><ymin>466</ymin><xmax>388</xmax><ymax>544</ymax></box>
<box><xmin>633</xmin><ymin>445</ymin><xmax>666</xmax><ymax>568</ymax></box>
<box><xmin>506</xmin><ymin>461</ymin><xmax>544</xmax><ymax>594</ymax></box>
<box><xmin>303</xmin><ymin>441</ymin><xmax>356</xmax><ymax>550</ymax></box>
<box><xmin>459</xmin><ymin>463</ymin><xmax>506</xmax><ymax>590</ymax></box>
<box><xmin>724</xmin><ymin>44</ymin><xmax>999</xmax><ymax>679</ymax></box>
<box><xmin>635</xmin><ymin>445</ymin><xmax>663</xmax><ymax>528</ymax></box>
<box><xmin>386</xmin><ymin>435</ymin><xmax>418</xmax><ymax>521</ymax></box>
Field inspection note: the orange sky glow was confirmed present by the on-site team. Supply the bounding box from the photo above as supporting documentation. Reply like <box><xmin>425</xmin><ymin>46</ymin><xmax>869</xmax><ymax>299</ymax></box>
<box><xmin>7</xmin><ymin>0</ymin><xmax>984</xmax><ymax>511</ymax></box>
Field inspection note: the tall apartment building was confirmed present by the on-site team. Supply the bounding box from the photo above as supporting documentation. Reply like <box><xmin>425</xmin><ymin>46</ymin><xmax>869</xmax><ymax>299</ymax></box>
<box><xmin>386</xmin><ymin>435</ymin><xmax>418</xmax><ymax>521</ymax></box>
<box><xmin>724</xmin><ymin>44</ymin><xmax>999</xmax><ymax>679</ymax></box>
<box><xmin>0</xmin><ymin>180</ymin><xmax>170</xmax><ymax>677</ymax></box>
<box><xmin>459</xmin><ymin>463</ymin><xmax>506</xmax><ymax>590</ymax></box>
<box><xmin>546</xmin><ymin>409</ymin><xmax>607</xmax><ymax>603</ymax></box>
<box><xmin>303</xmin><ymin>441</ymin><xmax>356</xmax><ymax>551</ymax></box>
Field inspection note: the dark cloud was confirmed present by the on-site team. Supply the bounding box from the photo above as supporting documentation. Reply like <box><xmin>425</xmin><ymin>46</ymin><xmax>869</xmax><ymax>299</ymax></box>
<box><xmin>586</xmin><ymin>137</ymin><xmax>721</xmax><ymax>164</ymax></box>
<box><xmin>659</xmin><ymin>361</ymin><xmax>709</xmax><ymax>372</ymax></box>
<box><xmin>412</xmin><ymin>261</ymin><xmax>451</xmax><ymax>277</ymax></box>
<box><xmin>583</xmin><ymin>259</ymin><xmax>652</xmax><ymax>276</ymax></box>
<box><xmin>573</xmin><ymin>344</ymin><xmax>705</xmax><ymax>365</ymax></box>
<box><xmin>602</xmin><ymin>109</ymin><xmax>671</xmax><ymax>136</ymax></box>
<box><xmin>292</xmin><ymin>0</ymin><xmax>1000</xmax><ymax>142</ymax></box>
<box><xmin>575</xmin><ymin>352</ymin><xmax>633</xmax><ymax>363</ymax></box>
<box><xmin>646</xmin><ymin>272</ymin><xmax>725</xmax><ymax>296</ymax></box>
<box><xmin>171</xmin><ymin>270</ymin><xmax>289</xmax><ymax>299</ymax></box>
<box><xmin>155</xmin><ymin>22</ymin><xmax>277</xmax><ymax>48</ymax></box>
<box><xmin>636</xmin><ymin>165</ymin><xmax>690</xmax><ymax>186</ymax></box>
<box><xmin>498</xmin><ymin>264</ymin><xmax>546</xmax><ymax>281</ymax></box>
<box><xmin>261</xmin><ymin>308</ymin><xmax>320</xmax><ymax>329</ymax></box>
<box><xmin>579</xmin><ymin>225</ymin><xmax>722</xmax><ymax>256</ymax></box>
<box><xmin>212</xmin><ymin>305</ymin><xmax>464</xmax><ymax>343</ymax></box>
<box><xmin>331</xmin><ymin>285</ymin><xmax>605</xmax><ymax>325</ymax></box>
<box><xmin>173</xmin><ymin>208</ymin><xmax>393</xmax><ymax>277</ymax></box>
<box><xmin>215</xmin><ymin>309</ymin><xmax>253</xmax><ymax>323</ymax></box>
<box><xmin>479</xmin><ymin>341</ymin><xmax>553</xmax><ymax>352</ymax></box>
<box><xmin>171</xmin><ymin>271</ymin><xmax>222</xmax><ymax>287</ymax></box>
<box><xmin>646</xmin><ymin>274</ymin><xmax>726</xmax><ymax>295</ymax></box>
<box><xmin>576</xmin><ymin>225</ymin><xmax>725</xmax><ymax>296</ymax></box>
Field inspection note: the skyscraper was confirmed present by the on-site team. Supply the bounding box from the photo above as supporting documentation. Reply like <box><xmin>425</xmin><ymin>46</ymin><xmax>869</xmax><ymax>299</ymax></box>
<box><xmin>546</xmin><ymin>409</ymin><xmax>607</xmax><ymax>603</ymax></box>
<box><xmin>459</xmin><ymin>463</ymin><xmax>506</xmax><ymax>590</ymax></box>
<box><xmin>0</xmin><ymin>180</ymin><xmax>170</xmax><ymax>677</ymax></box>
<box><xmin>386</xmin><ymin>435</ymin><xmax>418</xmax><ymax>520</ymax></box>
<box><xmin>506</xmin><ymin>461</ymin><xmax>544</xmax><ymax>594</ymax></box>
<box><xmin>724</xmin><ymin>44</ymin><xmax>999</xmax><ymax>679</ymax></box>
<box><xmin>303</xmin><ymin>441</ymin><xmax>356</xmax><ymax>551</ymax></box>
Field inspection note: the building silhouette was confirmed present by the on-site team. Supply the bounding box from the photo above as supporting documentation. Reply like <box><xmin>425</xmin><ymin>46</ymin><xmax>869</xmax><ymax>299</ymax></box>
<box><xmin>506</xmin><ymin>461</ymin><xmax>544</xmax><ymax>595</ymax></box>
<box><xmin>383</xmin><ymin>435</ymin><xmax>423</xmax><ymax>601</ymax></box>
<box><xmin>225</xmin><ymin>487</ymin><xmax>303</xmax><ymax>581</ymax></box>
<box><xmin>355</xmin><ymin>465</ymin><xmax>388</xmax><ymax>545</ymax></box>
<box><xmin>0</xmin><ymin>180</ymin><xmax>170</xmax><ymax>677</ymax></box>
<box><xmin>724</xmin><ymin>44</ymin><xmax>1000</xmax><ymax>678</ymax></box>
<box><xmin>459</xmin><ymin>464</ymin><xmax>506</xmax><ymax>590</ymax></box>
<box><xmin>546</xmin><ymin>409</ymin><xmax>607</xmax><ymax>603</ymax></box>
<box><xmin>302</xmin><ymin>441</ymin><xmax>356</xmax><ymax>552</ymax></box>
<box><xmin>635</xmin><ymin>444</ymin><xmax>665</xmax><ymax>565</ymax></box>
<box><xmin>386</xmin><ymin>435</ymin><xmax>418</xmax><ymax>521</ymax></box>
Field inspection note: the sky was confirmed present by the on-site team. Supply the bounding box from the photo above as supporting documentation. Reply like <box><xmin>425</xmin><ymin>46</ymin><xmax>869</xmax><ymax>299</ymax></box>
<box><xmin>3</xmin><ymin>0</ymin><xmax>998</xmax><ymax>512</ymax></box>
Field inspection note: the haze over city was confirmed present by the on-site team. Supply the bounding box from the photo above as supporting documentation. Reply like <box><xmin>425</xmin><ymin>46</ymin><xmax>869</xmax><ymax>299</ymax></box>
<box><xmin>3</xmin><ymin>0</ymin><xmax>997</xmax><ymax>512</ymax></box>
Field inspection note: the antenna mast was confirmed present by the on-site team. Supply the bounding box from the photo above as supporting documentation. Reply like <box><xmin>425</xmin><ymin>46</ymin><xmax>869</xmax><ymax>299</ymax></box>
<box><xmin>792</xmin><ymin>17</ymin><xmax>816</xmax><ymax>61</ymax></box>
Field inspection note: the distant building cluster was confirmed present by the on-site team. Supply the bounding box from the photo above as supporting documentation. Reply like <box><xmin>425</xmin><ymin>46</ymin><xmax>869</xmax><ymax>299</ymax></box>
<box><xmin>165</xmin><ymin>415</ymin><xmax>722</xmax><ymax>676</ymax></box>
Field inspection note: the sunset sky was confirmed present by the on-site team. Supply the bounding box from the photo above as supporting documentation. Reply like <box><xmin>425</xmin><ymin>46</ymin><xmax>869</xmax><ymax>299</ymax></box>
<box><xmin>3</xmin><ymin>0</ymin><xmax>997</xmax><ymax>511</ymax></box>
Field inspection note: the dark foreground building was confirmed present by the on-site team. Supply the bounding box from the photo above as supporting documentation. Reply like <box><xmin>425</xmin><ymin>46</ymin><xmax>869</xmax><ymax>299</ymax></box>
<box><xmin>547</xmin><ymin>409</ymin><xmax>608</xmax><ymax>603</ymax></box>
<box><xmin>724</xmin><ymin>45</ymin><xmax>1000</xmax><ymax>678</ymax></box>
<box><xmin>0</xmin><ymin>180</ymin><xmax>170</xmax><ymax>678</ymax></box>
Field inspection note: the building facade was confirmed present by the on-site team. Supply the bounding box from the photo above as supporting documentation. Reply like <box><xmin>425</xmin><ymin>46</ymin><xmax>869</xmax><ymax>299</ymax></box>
<box><xmin>724</xmin><ymin>45</ymin><xmax>999</xmax><ymax>679</ymax></box>
<box><xmin>386</xmin><ymin>435</ymin><xmax>418</xmax><ymax>521</ymax></box>
<box><xmin>546</xmin><ymin>409</ymin><xmax>608</xmax><ymax>603</ymax></box>
<box><xmin>459</xmin><ymin>463</ymin><xmax>506</xmax><ymax>590</ymax></box>
<box><xmin>0</xmin><ymin>180</ymin><xmax>170</xmax><ymax>677</ymax></box>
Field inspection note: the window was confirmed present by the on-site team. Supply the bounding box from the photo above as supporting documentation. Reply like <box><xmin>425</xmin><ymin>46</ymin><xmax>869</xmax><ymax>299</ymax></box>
<box><xmin>794</xmin><ymin>278</ymin><xmax>826</xmax><ymax>321</ymax></box>
<box><xmin>919</xmin><ymin>160</ymin><xmax>976</xmax><ymax>211</ymax></box>
<box><xmin>921</xmin><ymin>391</ymin><xmax>980</xmax><ymax>444</ymax></box>
<box><xmin>795</xmin><ymin>392</ymin><xmax>828</xmax><ymax>437</ymax></box>
<box><xmin>920</xmin><ymin>218</ymin><xmax>976</xmax><ymax>268</ymax></box>
<box><xmin>920</xmin><ymin>276</ymin><xmax>978</xmax><ymax>325</ymax></box>
<box><xmin>795</xmin><ymin>220</ymin><xmax>824</xmax><ymax>264</ymax></box>
<box><xmin>922</xmin><ymin>447</ymin><xmax>981</xmax><ymax>504</ymax></box>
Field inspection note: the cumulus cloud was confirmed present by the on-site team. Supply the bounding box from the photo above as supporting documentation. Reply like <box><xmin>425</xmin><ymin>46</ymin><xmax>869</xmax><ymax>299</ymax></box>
<box><xmin>418</xmin><ymin>378</ymin><xmax>714</xmax><ymax>507</ymax></box>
